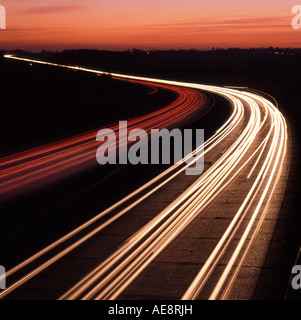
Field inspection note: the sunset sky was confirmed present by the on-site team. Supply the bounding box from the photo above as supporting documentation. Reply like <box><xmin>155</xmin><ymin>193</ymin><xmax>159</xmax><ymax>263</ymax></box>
<box><xmin>0</xmin><ymin>0</ymin><xmax>300</xmax><ymax>51</ymax></box>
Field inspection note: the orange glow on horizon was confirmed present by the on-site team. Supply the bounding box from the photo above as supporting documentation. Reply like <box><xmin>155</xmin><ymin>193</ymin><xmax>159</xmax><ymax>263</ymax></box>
<box><xmin>0</xmin><ymin>0</ymin><xmax>300</xmax><ymax>51</ymax></box>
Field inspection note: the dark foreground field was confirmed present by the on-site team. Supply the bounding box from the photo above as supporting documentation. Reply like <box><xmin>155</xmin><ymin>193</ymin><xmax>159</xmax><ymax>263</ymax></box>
<box><xmin>0</xmin><ymin>56</ymin><xmax>177</xmax><ymax>157</ymax></box>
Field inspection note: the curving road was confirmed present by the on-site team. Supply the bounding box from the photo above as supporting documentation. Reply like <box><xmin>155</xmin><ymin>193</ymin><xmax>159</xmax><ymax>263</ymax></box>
<box><xmin>0</xmin><ymin>55</ymin><xmax>288</xmax><ymax>300</ymax></box>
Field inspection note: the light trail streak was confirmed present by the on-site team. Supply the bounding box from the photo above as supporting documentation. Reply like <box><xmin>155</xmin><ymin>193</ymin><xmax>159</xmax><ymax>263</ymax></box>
<box><xmin>61</xmin><ymin>93</ymin><xmax>264</xmax><ymax>300</ymax></box>
<box><xmin>0</xmin><ymin>55</ymin><xmax>287</xmax><ymax>300</ymax></box>
<box><xmin>182</xmin><ymin>94</ymin><xmax>287</xmax><ymax>300</ymax></box>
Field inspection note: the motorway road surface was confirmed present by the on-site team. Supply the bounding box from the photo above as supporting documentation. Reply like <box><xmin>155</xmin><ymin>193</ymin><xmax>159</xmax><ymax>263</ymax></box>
<box><xmin>0</xmin><ymin>55</ymin><xmax>289</xmax><ymax>300</ymax></box>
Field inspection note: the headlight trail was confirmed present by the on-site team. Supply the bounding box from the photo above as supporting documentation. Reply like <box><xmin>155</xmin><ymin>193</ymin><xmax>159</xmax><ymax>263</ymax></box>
<box><xmin>0</xmin><ymin>55</ymin><xmax>287</xmax><ymax>300</ymax></box>
<box><xmin>182</xmin><ymin>93</ymin><xmax>287</xmax><ymax>300</ymax></box>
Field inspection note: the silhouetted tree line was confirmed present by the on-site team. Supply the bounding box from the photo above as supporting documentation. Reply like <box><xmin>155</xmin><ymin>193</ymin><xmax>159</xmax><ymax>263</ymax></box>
<box><xmin>2</xmin><ymin>47</ymin><xmax>301</xmax><ymax>72</ymax></box>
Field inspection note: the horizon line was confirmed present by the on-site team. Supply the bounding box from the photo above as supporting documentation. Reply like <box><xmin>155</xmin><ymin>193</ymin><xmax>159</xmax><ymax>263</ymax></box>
<box><xmin>2</xmin><ymin>46</ymin><xmax>301</xmax><ymax>54</ymax></box>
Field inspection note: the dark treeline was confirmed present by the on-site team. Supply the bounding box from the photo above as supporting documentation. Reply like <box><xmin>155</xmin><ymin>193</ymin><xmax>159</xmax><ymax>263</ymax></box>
<box><xmin>2</xmin><ymin>47</ymin><xmax>301</xmax><ymax>76</ymax></box>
